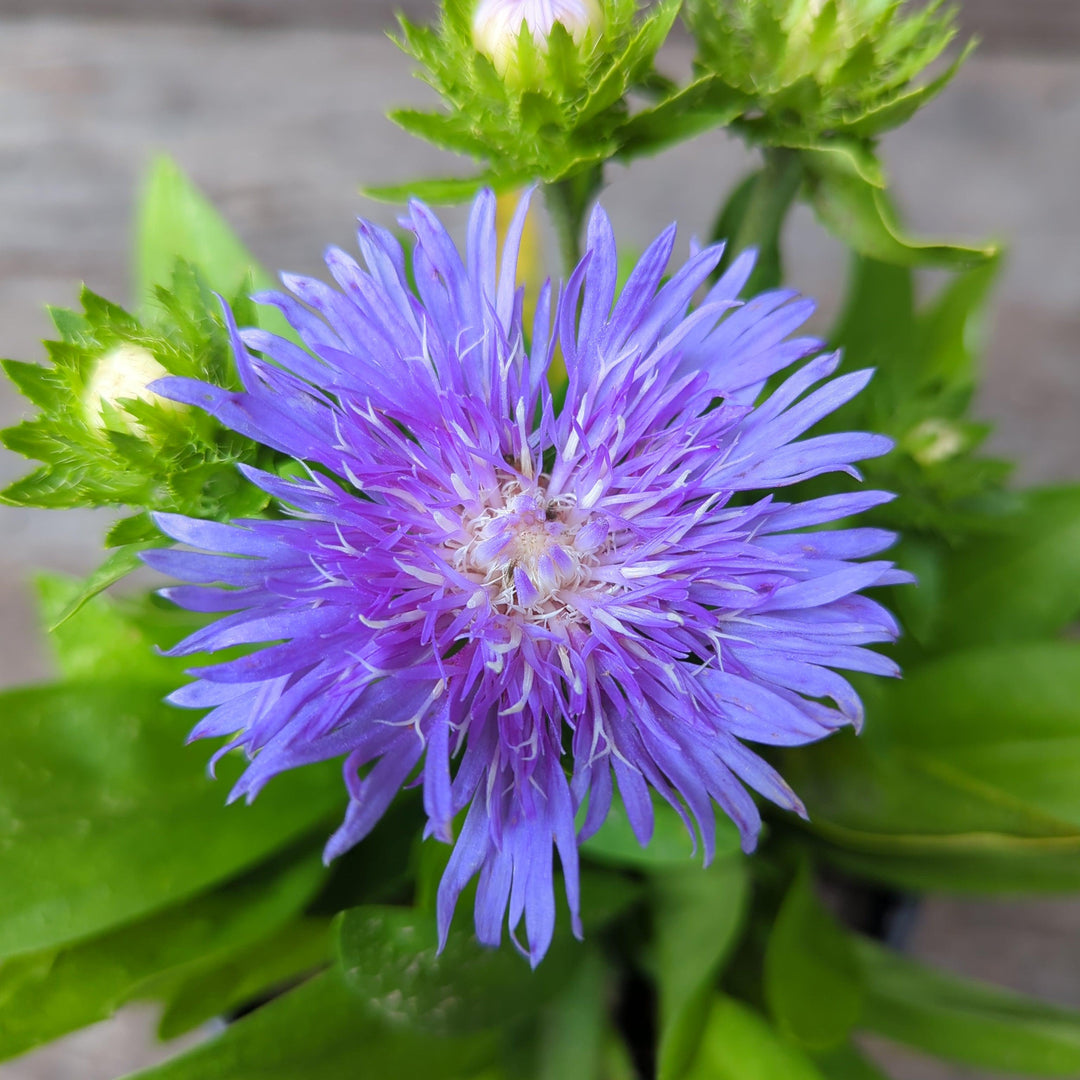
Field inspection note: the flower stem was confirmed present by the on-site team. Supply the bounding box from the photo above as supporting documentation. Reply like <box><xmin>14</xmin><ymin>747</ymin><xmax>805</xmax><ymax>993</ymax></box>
<box><xmin>544</xmin><ymin>166</ymin><xmax>604</xmax><ymax>277</ymax></box>
<box><xmin>711</xmin><ymin>147</ymin><xmax>803</xmax><ymax>294</ymax></box>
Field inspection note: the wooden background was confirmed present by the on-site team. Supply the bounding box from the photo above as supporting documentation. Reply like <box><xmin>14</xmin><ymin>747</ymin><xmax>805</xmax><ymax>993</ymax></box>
<box><xmin>2</xmin><ymin>0</ymin><xmax>1080</xmax><ymax>52</ymax></box>
<box><xmin>0</xmin><ymin>3</ymin><xmax>1078</xmax><ymax>1078</ymax></box>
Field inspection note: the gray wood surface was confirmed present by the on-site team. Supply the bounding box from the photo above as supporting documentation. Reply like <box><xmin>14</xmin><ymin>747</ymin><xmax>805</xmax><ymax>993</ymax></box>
<box><xmin>0</xmin><ymin>0</ymin><xmax>1079</xmax><ymax>52</ymax></box>
<box><xmin>0</xmin><ymin>11</ymin><xmax>1078</xmax><ymax>1080</ymax></box>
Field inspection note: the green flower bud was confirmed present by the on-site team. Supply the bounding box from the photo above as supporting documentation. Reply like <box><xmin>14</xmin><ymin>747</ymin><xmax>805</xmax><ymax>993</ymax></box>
<box><xmin>904</xmin><ymin>418</ymin><xmax>967</xmax><ymax>467</ymax></box>
<box><xmin>687</xmin><ymin>0</ymin><xmax>963</xmax><ymax>142</ymax></box>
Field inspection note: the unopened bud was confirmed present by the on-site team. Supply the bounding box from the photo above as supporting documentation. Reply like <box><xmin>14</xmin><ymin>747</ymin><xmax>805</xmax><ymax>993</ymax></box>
<box><xmin>472</xmin><ymin>0</ymin><xmax>603</xmax><ymax>75</ymax></box>
<box><xmin>84</xmin><ymin>344</ymin><xmax>181</xmax><ymax>435</ymax></box>
<box><xmin>904</xmin><ymin>418</ymin><xmax>966</xmax><ymax>467</ymax></box>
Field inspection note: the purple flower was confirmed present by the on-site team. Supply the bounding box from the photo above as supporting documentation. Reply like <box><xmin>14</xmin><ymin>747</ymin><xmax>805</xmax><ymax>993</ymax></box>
<box><xmin>147</xmin><ymin>190</ymin><xmax>906</xmax><ymax>965</ymax></box>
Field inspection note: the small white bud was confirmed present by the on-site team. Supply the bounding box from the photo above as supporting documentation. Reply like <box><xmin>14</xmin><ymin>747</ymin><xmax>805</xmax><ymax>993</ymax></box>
<box><xmin>904</xmin><ymin>418</ymin><xmax>966</xmax><ymax>466</ymax></box>
<box><xmin>472</xmin><ymin>0</ymin><xmax>604</xmax><ymax>75</ymax></box>
<box><xmin>84</xmin><ymin>344</ymin><xmax>181</xmax><ymax>435</ymax></box>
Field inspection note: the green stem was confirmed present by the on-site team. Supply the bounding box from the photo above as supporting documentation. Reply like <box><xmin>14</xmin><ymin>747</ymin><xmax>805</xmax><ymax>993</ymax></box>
<box><xmin>711</xmin><ymin>147</ymin><xmax>803</xmax><ymax>293</ymax></box>
<box><xmin>544</xmin><ymin>166</ymin><xmax>604</xmax><ymax>277</ymax></box>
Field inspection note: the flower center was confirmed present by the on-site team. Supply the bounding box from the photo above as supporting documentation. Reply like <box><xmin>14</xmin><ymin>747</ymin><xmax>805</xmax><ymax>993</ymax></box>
<box><xmin>457</xmin><ymin>481</ymin><xmax>608</xmax><ymax>614</ymax></box>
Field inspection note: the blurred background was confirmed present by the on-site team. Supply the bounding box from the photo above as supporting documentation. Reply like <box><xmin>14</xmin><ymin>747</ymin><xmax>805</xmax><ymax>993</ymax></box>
<box><xmin>0</xmin><ymin>1</ymin><xmax>1077</xmax><ymax>1077</ymax></box>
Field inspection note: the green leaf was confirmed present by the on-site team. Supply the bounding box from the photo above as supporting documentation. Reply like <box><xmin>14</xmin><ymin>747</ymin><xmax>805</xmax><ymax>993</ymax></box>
<box><xmin>796</xmin><ymin>140</ymin><xmax>885</xmax><ymax>188</ymax></box>
<box><xmin>876</xmin><ymin>642</ymin><xmax>1080</xmax><ymax>827</ymax></box>
<box><xmin>582</xmin><ymin>791</ymin><xmax>741</xmax><ymax>871</ymax></box>
<box><xmin>817</xmin><ymin>845</ymin><xmax>1080</xmax><ymax>895</ymax></box>
<box><xmin>157</xmin><ymin>917</ymin><xmax>333</xmax><ymax>1040</ymax></box>
<box><xmin>337</xmin><ymin>904</ymin><xmax>578</xmax><ymax>1037</ymax></box>
<box><xmin>579</xmin><ymin>863</ymin><xmax>647</xmax><ymax>930</ymax></box>
<box><xmin>655</xmin><ymin>858</ymin><xmax>749</xmax><ymax>1080</ymax></box>
<box><xmin>684</xmin><ymin>997</ymin><xmax>829</xmax><ymax>1080</ymax></box>
<box><xmin>830</xmin><ymin>255</ymin><xmax>916</xmax><ymax>385</ymax></box>
<box><xmin>36</xmin><ymin>574</ymin><xmax>206</xmax><ymax>682</ymax></box>
<box><xmin>618</xmin><ymin>78</ymin><xmax>748</xmax><ymax>161</ymax></box>
<box><xmin>804</xmin><ymin>149</ymin><xmax>998</xmax><ymax>268</ymax></box>
<box><xmin>710</xmin><ymin>172</ymin><xmax>757</xmax><ymax>260</ymax></box>
<box><xmin>389</xmin><ymin>110</ymin><xmax>493</xmax><ymax>157</ymax></box>
<box><xmin>888</xmin><ymin>535</ymin><xmax>947</xmax><ymax>653</ymax></box>
<box><xmin>780</xmin><ymin>724</ymin><xmax>1080</xmax><ymax>894</ymax></box>
<box><xmin>121</xmin><ymin>968</ymin><xmax>499</xmax><ymax>1080</ymax></box>
<box><xmin>814</xmin><ymin>1042</ymin><xmax>891</xmax><ymax>1080</ymax></box>
<box><xmin>1</xmin><ymin>358</ymin><xmax>63</xmax><ymax>410</ymax></box>
<box><xmin>856</xmin><ymin>936</ymin><xmax>1080</xmax><ymax>1075</ymax></box>
<box><xmin>915</xmin><ymin>239</ymin><xmax>1002</xmax><ymax>391</ymax></box>
<box><xmin>764</xmin><ymin>864</ymin><xmax>863</xmax><ymax>1051</ymax></box>
<box><xmin>787</xmin><ymin>726</ymin><xmax>1080</xmax><ymax>847</ymax></box>
<box><xmin>105</xmin><ymin>511</ymin><xmax>161</xmax><ymax>548</ymax></box>
<box><xmin>536</xmin><ymin>951</ymin><xmax>610</xmax><ymax>1080</ymax></box>
<box><xmin>157</xmin><ymin>799</ymin><xmax>427</xmax><ymax>1040</ymax></box>
<box><xmin>363</xmin><ymin>174</ymin><xmax>517</xmax><ymax>204</ymax></box>
<box><xmin>46</xmin><ymin>542</ymin><xmax>165</xmax><ymax>630</ymax></box>
<box><xmin>935</xmin><ymin>486</ymin><xmax>1080</xmax><ymax>649</ymax></box>
<box><xmin>135</xmin><ymin>156</ymin><xmax>273</xmax><ymax>311</ymax></box>
<box><xmin>0</xmin><ymin>848</ymin><xmax>325</xmax><ymax>1062</ymax></box>
<box><xmin>842</xmin><ymin>40</ymin><xmax>976</xmax><ymax>138</ymax></box>
<box><xmin>0</xmin><ymin>680</ymin><xmax>344</xmax><ymax>960</ymax></box>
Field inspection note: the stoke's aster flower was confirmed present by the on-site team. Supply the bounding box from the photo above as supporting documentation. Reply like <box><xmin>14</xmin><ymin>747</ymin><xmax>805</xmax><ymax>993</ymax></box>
<box><xmin>147</xmin><ymin>191</ymin><xmax>906</xmax><ymax>964</ymax></box>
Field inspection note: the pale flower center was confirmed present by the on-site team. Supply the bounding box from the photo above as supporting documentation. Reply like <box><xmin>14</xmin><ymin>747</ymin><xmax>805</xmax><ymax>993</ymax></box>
<box><xmin>456</xmin><ymin>481</ymin><xmax>608</xmax><ymax>614</ymax></box>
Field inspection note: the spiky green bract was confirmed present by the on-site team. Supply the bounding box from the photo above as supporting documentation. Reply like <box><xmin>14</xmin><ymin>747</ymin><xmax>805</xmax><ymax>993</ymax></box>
<box><xmin>667</xmin><ymin>1</ymin><xmax>996</xmax><ymax>273</ymax></box>
<box><xmin>687</xmin><ymin>0</ymin><xmax>965</xmax><ymax>145</ymax></box>
<box><xmin>369</xmin><ymin>0</ymin><xmax>685</xmax><ymax>202</ymax></box>
<box><xmin>1</xmin><ymin>262</ymin><xmax>273</xmax><ymax>546</ymax></box>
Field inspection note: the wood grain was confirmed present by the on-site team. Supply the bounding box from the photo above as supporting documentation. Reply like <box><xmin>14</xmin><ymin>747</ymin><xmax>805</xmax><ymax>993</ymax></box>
<box><xmin>0</xmin><ymin>0</ymin><xmax>1078</xmax><ymax>53</ymax></box>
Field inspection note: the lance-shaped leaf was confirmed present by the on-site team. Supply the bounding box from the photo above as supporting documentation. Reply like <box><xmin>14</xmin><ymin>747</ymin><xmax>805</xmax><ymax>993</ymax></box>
<box><xmin>45</xmin><ymin>542</ymin><xmax>167</xmax><ymax>631</ymax></box>
<box><xmin>782</xmin><ymin>643</ymin><xmax>1080</xmax><ymax>891</ymax></box>
<box><xmin>337</xmin><ymin>904</ymin><xmax>579</xmax><ymax>1037</ymax></box>
<box><xmin>0</xmin><ymin>680</ymin><xmax>344</xmax><ymax>961</ymax></box>
<box><xmin>856</xmin><ymin>937</ymin><xmax>1080</xmax><ymax>1075</ymax></box>
<box><xmin>684</xmin><ymin>997</ymin><xmax>829</xmax><ymax>1080</ymax></box>
<box><xmin>136</xmin><ymin>155</ymin><xmax>274</xmax><ymax>311</ymax></box>
<box><xmin>935</xmin><ymin>486</ymin><xmax>1080</xmax><ymax>649</ymax></box>
<box><xmin>804</xmin><ymin>147</ymin><xmax>998</xmax><ymax>269</ymax></box>
<box><xmin>365</xmin><ymin>173</ymin><xmax>522</xmax><ymax>205</ymax></box>
<box><xmin>780</xmin><ymin>729</ymin><xmax>1080</xmax><ymax>894</ymax></box>
<box><xmin>0</xmin><ymin>849</ymin><xmax>325</xmax><ymax>1062</ymax></box>
<box><xmin>121</xmin><ymin>968</ymin><xmax>500</xmax><ymax>1080</ymax></box>
<box><xmin>814</xmin><ymin>1043</ymin><xmax>891</xmax><ymax>1080</ymax></box>
<box><xmin>655</xmin><ymin>858</ymin><xmax>749</xmax><ymax>1080</ymax></box>
<box><xmin>536</xmin><ymin>951</ymin><xmax>611</xmax><ymax>1080</ymax></box>
<box><xmin>875</xmin><ymin>642</ymin><xmax>1080</xmax><ymax>827</ymax></box>
<box><xmin>582</xmin><ymin>791</ymin><xmax>741</xmax><ymax>871</ymax></box>
<box><xmin>764</xmin><ymin>863</ymin><xmax>863</xmax><ymax>1051</ymax></box>
<box><xmin>157</xmin><ymin>918</ymin><xmax>333</xmax><ymax>1040</ymax></box>
<box><xmin>618</xmin><ymin>78</ymin><xmax>749</xmax><ymax>162</ymax></box>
